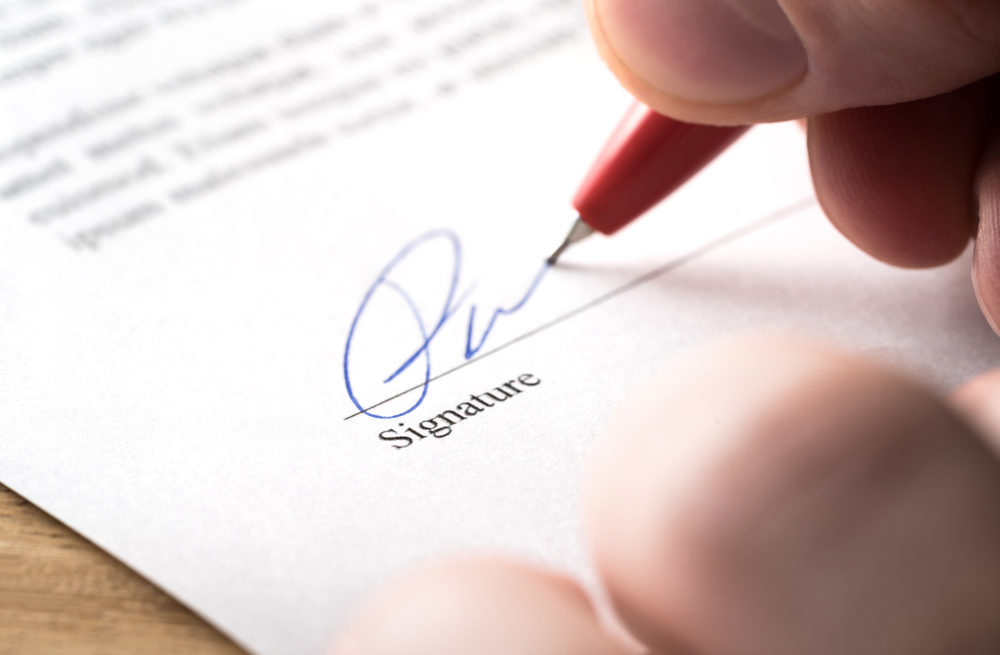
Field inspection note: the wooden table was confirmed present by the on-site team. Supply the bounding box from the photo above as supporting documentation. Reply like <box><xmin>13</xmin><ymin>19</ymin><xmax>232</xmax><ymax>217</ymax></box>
<box><xmin>0</xmin><ymin>483</ymin><xmax>244</xmax><ymax>654</ymax></box>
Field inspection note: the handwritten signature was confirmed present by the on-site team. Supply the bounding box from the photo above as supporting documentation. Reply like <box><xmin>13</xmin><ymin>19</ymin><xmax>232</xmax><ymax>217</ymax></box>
<box><xmin>343</xmin><ymin>230</ymin><xmax>549</xmax><ymax>419</ymax></box>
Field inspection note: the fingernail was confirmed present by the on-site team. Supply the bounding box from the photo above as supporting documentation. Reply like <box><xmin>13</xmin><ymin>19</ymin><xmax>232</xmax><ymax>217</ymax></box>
<box><xmin>594</xmin><ymin>0</ymin><xmax>807</xmax><ymax>103</ymax></box>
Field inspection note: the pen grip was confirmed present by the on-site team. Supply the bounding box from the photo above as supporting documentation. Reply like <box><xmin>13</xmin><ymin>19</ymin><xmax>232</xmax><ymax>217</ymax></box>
<box><xmin>573</xmin><ymin>104</ymin><xmax>749</xmax><ymax>235</ymax></box>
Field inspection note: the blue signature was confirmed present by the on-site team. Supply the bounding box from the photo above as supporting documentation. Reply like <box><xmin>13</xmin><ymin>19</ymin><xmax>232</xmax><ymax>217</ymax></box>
<box><xmin>343</xmin><ymin>229</ymin><xmax>549</xmax><ymax>419</ymax></box>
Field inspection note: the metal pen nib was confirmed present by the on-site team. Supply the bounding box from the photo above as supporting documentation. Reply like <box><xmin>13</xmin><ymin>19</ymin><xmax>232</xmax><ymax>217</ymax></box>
<box><xmin>547</xmin><ymin>217</ymin><xmax>594</xmax><ymax>265</ymax></box>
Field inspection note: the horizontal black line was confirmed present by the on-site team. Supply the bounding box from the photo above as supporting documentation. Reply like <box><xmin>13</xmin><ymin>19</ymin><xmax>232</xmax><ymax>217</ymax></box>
<box><xmin>344</xmin><ymin>197</ymin><xmax>816</xmax><ymax>420</ymax></box>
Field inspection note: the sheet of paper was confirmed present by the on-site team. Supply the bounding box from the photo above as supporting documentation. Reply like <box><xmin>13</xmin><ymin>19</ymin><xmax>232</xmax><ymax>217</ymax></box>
<box><xmin>2</xmin><ymin>1</ymin><xmax>999</xmax><ymax>654</ymax></box>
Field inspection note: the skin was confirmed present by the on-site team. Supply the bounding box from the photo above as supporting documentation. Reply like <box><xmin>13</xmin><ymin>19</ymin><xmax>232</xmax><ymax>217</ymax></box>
<box><xmin>332</xmin><ymin>337</ymin><xmax>1000</xmax><ymax>654</ymax></box>
<box><xmin>331</xmin><ymin>3</ymin><xmax>1000</xmax><ymax>652</ymax></box>
<box><xmin>586</xmin><ymin>0</ymin><xmax>1000</xmax><ymax>326</ymax></box>
<box><xmin>332</xmin><ymin>338</ymin><xmax>1000</xmax><ymax>654</ymax></box>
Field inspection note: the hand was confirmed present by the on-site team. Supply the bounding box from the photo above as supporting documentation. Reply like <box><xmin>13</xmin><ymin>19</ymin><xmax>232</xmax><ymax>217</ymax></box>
<box><xmin>331</xmin><ymin>337</ymin><xmax>1000</xmax><ymax>655</ymax></box>
<box><xmin>586</xmin><ymin>0</ymin><xmax>1000</xmax><ymax>332</ymax></box>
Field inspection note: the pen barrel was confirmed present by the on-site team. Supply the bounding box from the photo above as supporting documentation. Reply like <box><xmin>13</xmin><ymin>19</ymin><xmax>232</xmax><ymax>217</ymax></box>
<box><xmin>573</xmin><ymin>104</ymin><xmax>750</xmax><ymax>235</ymax></box>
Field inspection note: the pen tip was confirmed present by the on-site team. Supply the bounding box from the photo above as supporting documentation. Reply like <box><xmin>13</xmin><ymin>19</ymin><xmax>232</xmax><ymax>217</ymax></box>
<box><xmin>547</xmin><ymin>217</ymin><xmax>594</xmax><ymax>266</ymax></box>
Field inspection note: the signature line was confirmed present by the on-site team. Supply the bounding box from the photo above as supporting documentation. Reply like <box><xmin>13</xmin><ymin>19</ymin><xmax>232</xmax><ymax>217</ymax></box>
<box><xmin>343</xmin><ymin>197</ymin><xmax>816</xmax><ymax>421</ymax></box>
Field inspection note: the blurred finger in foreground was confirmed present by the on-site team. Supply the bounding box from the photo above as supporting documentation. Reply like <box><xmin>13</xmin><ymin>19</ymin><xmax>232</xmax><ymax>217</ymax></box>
<box><xmin>587</xmin><ymin>336</ymin><xmax>1000</xmax><ymax>655</ymax></box>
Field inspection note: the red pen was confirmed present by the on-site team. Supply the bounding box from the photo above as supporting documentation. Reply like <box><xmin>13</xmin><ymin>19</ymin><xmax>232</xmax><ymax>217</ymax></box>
<box><xmin>547</xmin><ymin>103</ymin><xmax>750</xmax><ymax>264</ymax></box>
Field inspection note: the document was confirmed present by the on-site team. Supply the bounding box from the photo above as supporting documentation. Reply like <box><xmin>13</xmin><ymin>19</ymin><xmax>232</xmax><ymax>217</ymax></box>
<box><xmin>1</xmin><ymin>1</ymin><xmax>997</xmax><ymax>654</ymax></box>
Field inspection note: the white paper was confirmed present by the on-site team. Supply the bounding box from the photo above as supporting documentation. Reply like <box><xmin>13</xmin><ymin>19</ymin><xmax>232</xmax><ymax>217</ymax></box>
<box><xmin>2</xmin><ymin>1</ymin><xmax>998</xmax><ymax>654</ymax></box>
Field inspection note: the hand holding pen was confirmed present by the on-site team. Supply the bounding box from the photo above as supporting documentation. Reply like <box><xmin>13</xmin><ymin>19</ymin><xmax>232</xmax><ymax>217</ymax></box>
<box><xmin>554</xmin><ymin>0</ymin><xmax>1000</xmax><ymax>338</ymax></box>
<box><xmin>333</xmin><ymin>2</ymin><xmax>1000</xmax><ymax>654</ymax></box>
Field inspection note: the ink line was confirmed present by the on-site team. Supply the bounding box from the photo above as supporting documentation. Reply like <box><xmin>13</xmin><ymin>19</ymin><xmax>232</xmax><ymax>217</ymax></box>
<box><xmin>343</xmin><ymin>196</ymin><xmax>817</xmax><ymax>420</ymax></box>
<box><xmin>343</xmin><ymin>229</ymin><xmax>551</xmax><ymax>419</ymax></box>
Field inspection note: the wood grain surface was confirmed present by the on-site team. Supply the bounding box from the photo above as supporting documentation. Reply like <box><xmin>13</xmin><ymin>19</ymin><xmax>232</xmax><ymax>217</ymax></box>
<box><xmin>0</xmin><ymin>482</ymin><xmax>245</xmax><ymax>655</ymax></box>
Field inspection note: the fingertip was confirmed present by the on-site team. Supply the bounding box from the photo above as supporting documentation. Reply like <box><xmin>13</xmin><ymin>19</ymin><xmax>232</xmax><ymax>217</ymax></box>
<box><xmin>331</xmin><ymin>557</ymin><xmax>626</xmax><ymax>655</ymax></box>
<box><xmin>587</xmin><ymin>0</ymin><xmax>806</xmax><ymax>109</ymax></box>
<box><xmin>808</xmin><ymin>86</ymin><xmax>989</xmax><ymax>269</ymax></box>
<box><xmin>586</xmin><ymin>0</ymin><xmax>1000</xmax><ymax>125</ymax></box>
<box><xmin>972</xmin><ymin>247</ymin><xmax>1000</xmax><ymax>337</ymax></box>
<box><xmin>973</xmin><ymin>120</ymin><xmax>1000</xmax><ymax>337</ymax></box>
<box><xmin>587</xmin><ymin>335</ymin><xmax>1000</xmax><ymax>655</ymax></box>
<box><xmin>587</xmin><ymin>336</ymin><xmax>857</xmax><ymax>653</ymax></box>
<box><xmin>952</xmin><ymin>368</ymin><xmax>1000</xmax><ymax>456</ymax></box>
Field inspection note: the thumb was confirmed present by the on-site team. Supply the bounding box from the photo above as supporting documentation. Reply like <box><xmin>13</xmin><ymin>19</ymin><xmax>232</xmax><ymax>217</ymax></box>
<box><xmin>586</xmin><ymin>0</ymin><xmax>1000</xmax><ymax>123</ymax></box>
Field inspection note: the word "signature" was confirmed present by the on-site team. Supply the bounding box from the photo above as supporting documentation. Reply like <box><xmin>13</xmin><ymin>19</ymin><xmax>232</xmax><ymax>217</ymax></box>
<box><xmin>343</xmin><ymin>230</ymin><xmax>549</xmax><ymax>419</ymax></box>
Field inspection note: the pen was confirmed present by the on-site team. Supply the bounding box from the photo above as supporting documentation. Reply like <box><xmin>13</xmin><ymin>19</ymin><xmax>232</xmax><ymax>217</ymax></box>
<box><xmin>547</xmin><ymin>103</ymin><xmax>750</xmax><ymax>264</ymax></box>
